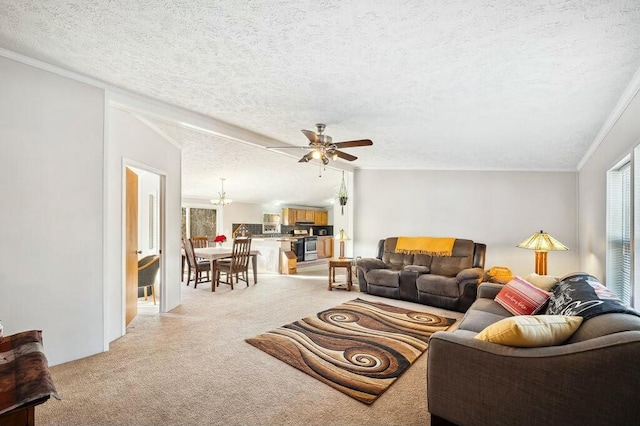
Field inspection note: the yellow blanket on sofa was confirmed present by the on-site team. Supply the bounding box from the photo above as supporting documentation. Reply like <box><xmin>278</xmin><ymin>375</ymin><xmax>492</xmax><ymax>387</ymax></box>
<box><xmin>395</xmin><ymin>237</ymin><xmax>455</xmax><ymax>256</ymax></box>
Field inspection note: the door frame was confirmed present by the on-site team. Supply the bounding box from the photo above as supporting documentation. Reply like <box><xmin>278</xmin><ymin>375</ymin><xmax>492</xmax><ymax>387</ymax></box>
<box><xmin>121</xmin><ymin>158</ymin><xmax>168</xmax><ymax>334</ymax></box>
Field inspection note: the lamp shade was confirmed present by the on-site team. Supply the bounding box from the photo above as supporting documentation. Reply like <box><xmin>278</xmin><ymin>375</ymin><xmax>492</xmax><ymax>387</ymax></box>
<box><xmin>517</xmin><ymin>230</ymin><xmax>568</xmax><ymax>252</ymax></box>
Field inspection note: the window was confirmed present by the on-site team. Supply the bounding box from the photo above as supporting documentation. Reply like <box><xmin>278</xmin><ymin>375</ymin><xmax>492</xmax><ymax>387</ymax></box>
<box><xmin>607</xmin><ymin>157</ymin><xmax>632</xmax><ymax>306</ymax></box>
<box><xmin>181</xmin><ymin>207</ymin><xmax>218</xmax><ymax>240</ymax></box>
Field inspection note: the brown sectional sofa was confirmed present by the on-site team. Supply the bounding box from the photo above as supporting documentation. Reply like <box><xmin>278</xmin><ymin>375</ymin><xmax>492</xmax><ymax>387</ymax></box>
<box><xmin>427</xmin><ymin>279</ymin><xmax>640</xmax><ymax>426</ymax></box>
<box><xmin>356</xmin><ymin>237</ymin><xmax>486</xmax><ymax>312</ymax></box>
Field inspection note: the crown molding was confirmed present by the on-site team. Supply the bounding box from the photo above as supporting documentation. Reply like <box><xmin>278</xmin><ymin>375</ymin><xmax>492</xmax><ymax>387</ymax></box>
<box><xmin>577</xmin><ymin>65</ymin><xmax>640</xmax><ymax>171</ymax></box>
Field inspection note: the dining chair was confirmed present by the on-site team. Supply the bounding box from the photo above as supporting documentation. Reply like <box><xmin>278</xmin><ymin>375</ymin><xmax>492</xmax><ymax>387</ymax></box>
<box><xmin>215</xmin><ymin>237</ymin><xmax>252</xmax><ymax>290</ymax></box>
<box><xmin>184</xmin><ymin>238</ymin><xmax>211</xmax><ymax>288</ymax></box>
<box><xmin>191</xmin><ymin>236</ymin><xmax>209</xmax><ymax>248</ymax></box>
<box><xmin>138</xmin><ymin>255</ymin><xmax>160</xmax><ymax>304</ymax></box>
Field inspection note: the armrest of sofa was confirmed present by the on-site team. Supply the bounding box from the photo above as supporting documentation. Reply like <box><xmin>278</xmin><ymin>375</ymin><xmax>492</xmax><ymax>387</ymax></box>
<box><xmin>357</xmin><ymin>257</ymin><xmax>390</xmax><ymax>294</ymax></box>
<box><xmin>427</xmin><ymin>330</ymin><xmax>640</xmax><ymax>426</ymax></box>
<box><xmin>454</xmin><ymin>268</ymin><xmax>484</xmax><ymax>312</ymax></box>
<box><xmin>356</xmin><ymin>257</ymin><xmax>388</xmax><ymax>274</ymax></box>
<box><xmin>455</xmin><ymin>267</ymin><xmax>484</xmax><ymax>282</ymax></box>
<box><xmin>477</xmin><ymin>282</ymin><xmax>504</xmax><ymax>300</ymax></box>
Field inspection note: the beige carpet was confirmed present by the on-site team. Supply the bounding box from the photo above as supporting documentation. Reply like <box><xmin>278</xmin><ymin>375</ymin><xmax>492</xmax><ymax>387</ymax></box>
<box><xmin>37</xmin><ymin>268</ymin><xmax>463</xmax><ymax>425</ymax></box>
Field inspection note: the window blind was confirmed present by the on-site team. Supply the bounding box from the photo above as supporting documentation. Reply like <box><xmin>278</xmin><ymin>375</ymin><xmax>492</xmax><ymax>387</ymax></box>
<box><xmin>607</xmin><ymin>161</ymin><xmax>632</xmax><ymax>305</ymax></box>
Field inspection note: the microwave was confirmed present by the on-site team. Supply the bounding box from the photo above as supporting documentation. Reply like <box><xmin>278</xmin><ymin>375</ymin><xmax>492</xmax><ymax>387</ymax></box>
<box><xmin>262</xmin><ymin>223</ymin><xmax>281</xmax><ymax>234</ymax></box>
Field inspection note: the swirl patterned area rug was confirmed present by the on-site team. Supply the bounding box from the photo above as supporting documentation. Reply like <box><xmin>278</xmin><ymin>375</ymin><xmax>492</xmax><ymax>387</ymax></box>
<box><xmin>245</xmin><ymin>298</ymin><xmax>455</xmax><ymax>404</ymax></box>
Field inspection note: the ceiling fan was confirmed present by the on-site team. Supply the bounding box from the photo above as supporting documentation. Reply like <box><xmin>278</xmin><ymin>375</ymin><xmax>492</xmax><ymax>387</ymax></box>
<box><xmin>269</xmin><ymin>123</ymin><xmax>373</xmax><ymax>165</ymax></box>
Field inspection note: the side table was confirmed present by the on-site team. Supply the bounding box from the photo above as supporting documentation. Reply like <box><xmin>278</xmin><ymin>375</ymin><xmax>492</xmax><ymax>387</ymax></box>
<box><xmin>328</xmin><ymin>257</ymin><xmax>352</xmax><ymax>291</ymax></box>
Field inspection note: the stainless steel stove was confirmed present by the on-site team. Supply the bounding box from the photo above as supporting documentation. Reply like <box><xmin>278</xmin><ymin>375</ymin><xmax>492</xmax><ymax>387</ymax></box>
<box><xmin>292</xmin><ymin>229</ymin><xmax>317</xmax><ymax>261</ymax></box>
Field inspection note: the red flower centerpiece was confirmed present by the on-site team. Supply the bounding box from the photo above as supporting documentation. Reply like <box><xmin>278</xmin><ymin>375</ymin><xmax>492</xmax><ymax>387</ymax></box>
<box><xmin>214</xmin><ymin>235</ymin><xmax>227</xmax><ymax>247</ymax></box>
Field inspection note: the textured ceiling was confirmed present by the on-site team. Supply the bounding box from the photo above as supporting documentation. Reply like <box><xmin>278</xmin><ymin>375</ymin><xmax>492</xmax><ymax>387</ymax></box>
<box><xmin>2</xmin><ymin>1</ymin><xmax>640</xmax><ymax>204</ymax></box>
<box><xmin>150</xmin><ymin>118</ymin><xmax>345</xmax><ymax>205</ymax></box>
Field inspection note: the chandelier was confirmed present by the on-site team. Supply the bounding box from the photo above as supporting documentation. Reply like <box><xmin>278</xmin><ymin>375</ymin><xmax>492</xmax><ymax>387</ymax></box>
<box><xmin>211</xmin><ymin>178</ymin><xmax>233</xmax><ymax>206</ymax></box>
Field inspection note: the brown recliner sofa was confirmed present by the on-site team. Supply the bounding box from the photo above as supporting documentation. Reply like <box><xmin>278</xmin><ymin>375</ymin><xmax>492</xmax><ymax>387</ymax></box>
<box><xmin>356</xmin><ymin>237</ymin><xmax>486</xmax><ymax>312</ymax></box>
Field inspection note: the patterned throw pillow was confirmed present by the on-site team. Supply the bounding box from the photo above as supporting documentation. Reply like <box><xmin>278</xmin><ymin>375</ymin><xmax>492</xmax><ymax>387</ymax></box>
<box><xmin>474</xmin><ymin>315</ymin><xmax>583</xmax><ymax>347</ymax></box>
<box><xmin>546</xmin><ymin>273</ymin><xmax>640</xmax><ymax>320</ymax></box>
<box><xmin>495</xmin><ymin>276</ymin><xmax>551</xmax><ymax>316</ymax></box>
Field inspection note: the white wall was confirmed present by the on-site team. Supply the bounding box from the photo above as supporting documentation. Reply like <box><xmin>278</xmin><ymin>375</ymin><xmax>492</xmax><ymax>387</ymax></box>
<box><xmin>220</xmin><ymin>202</ymin><xmax>264</xmax><ymax>237</ymax></box>
<box><xmin>0</xmin><ymin>56</ymin><xmax>105</xmax><ymax>365</ymax></box>
<box><xmin>354</xmin><ymin>170</ymin><xmax>578</xmax><ymax>277</ymax></box>
<box><xmin>133</xmin><ymin>169</ymin><xmax>160</xmax><ymax>257</ymax></box>
<box><xmin>107</xmin><ymin>107</ymin><xmax>182</xmax><ymax>341</ymax></box>
<box><xmin>578</xmin><ymin>89</ymin><xmax>640</xmax><ymax>282</ymax></box>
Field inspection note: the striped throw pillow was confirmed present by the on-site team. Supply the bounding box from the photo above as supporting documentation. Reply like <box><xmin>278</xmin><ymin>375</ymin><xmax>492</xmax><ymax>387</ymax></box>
<box><xmin>495</xmin><ymin>276</ymin><xmax>551</xmax><ymax>316</ymax></box>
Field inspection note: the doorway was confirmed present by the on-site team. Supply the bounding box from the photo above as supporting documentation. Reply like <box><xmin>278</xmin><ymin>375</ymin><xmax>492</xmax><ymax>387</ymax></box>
<box><xmin>125</xmin><ymin>165</ymin><xmax>163</xmax><ymax>324</ymax></box>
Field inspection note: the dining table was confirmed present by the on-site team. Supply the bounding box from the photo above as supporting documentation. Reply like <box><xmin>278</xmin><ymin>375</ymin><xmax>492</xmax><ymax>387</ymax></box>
<box><xmin>193</xmin><ymin>246</ymin><xmax>261</xmax><ymax>292</ymax></box>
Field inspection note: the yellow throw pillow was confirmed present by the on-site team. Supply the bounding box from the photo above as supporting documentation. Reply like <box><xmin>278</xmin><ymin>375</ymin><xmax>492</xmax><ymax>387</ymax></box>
<box><xmin>474</xmin><ymin>315</ymin><xmax>583</xmax><ymax>347</ymax></box>
<box><xmin>487</xmin><ymin>266</ymin><xmax>513</xmax><ymax>283</ymax></box>
<box><xmin>525</xmin><ymin>273</ymin><xmax>560</xmax><ymax>291</ymax></box>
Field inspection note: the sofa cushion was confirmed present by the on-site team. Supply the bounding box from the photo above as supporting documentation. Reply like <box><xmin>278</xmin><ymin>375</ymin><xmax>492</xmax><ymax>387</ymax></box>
<box><xmin>413</xmin><ymin>254</ymin><xmax>432</xmax><ymax>267</ymax></box>
<box><xmin>380</xmin><ymin>237</ymin><xmax>413</xmax><ymax>270</ymax></box>
<box><xmin>381</xmin><ymin>252</ymin><xmax>414</xmax><ymax>270</ymax></box>
<box><xmin>451</xmin><ymin>239</ymin><xmax>475</xmax><ymax>256</ymax></box>
<box><xmin>474</xmin><ymin>315</ymin><xmax>583</xmax><ymax>347</ymax></box>
<box><xmin>468</xmin><ymin>298</ymin><xmax>513</xmax><ymax>317</ymax></box>
<box><xmin>457</xmin><ymin>309</ymin><xmax>509</xmax><ymax>333</ymax></box>
<box><xmin>416</xmin><ymin>275</ymin><xmax>459</xmax><ymax>298</ymax></box>
<box><xmin>566</xmin><ymin>312</ymin><xmax>640</xmax><ymax>344</ymax></box>
<box><xmin>404</xmin><ymin>265</ymin><xmax>430</xmax><ymax>274</ymax></box>
<box><xmin>495</xmin><ymin>277</ymin><xmax>551</xmax><ymax>316</ymax></box>
<box><xmin>430</xmin><ymin>256</ymin><xmax>472</xmax><ymax>277</ymax></box>
<box><xmin>365</xmin><ymin>269</ymin><xmax>400</xmax><ymax>288</ymax></box>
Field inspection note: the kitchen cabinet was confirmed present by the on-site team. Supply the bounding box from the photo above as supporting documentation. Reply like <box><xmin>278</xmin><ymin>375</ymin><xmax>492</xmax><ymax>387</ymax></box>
<box><xmin>317</xmin><ymin>236</ymin><xmax>333</xmax><ymax>259</ymax></box>
<box><xmin>282</xmin><ymin>208</ymin><xmax>329</xmax><ymax>225</ymax></box>
<box><xmin>296</xmin><ymin>209</ymin><xmax>308</xmax><ymax>222</ymax></box>
<box><xmin>314</xmin><ymin>210</ymin><xmax>328</xmax><ymax>226</ymax></box>
<box><xmin>282</xmin><ymin>208</ymin><xmax>295</xmax><ymax>226</ymax></box>
<box><xmin>304</xmin><ymin>209</ymin><xmax>315</xmax><ymax>222</ymax></box>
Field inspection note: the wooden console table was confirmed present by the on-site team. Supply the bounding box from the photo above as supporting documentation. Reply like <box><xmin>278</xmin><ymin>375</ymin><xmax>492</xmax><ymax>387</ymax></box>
<box><xmin>0</xmin><ymin>331</ymin><xmax>58</xmax><ymax>426</ymax></box>
<box><xmin>328</xmin><ymin>257</ymin><xmax>353</xmax><ymax>291</ymax></box>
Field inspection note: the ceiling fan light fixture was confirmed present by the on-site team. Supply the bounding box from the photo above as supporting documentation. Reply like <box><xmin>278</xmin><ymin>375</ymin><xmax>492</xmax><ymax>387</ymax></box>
<box><xmin>268</xmin><ymin>123</ymin><xmax>372</xmax><ymax>165</ymax></box>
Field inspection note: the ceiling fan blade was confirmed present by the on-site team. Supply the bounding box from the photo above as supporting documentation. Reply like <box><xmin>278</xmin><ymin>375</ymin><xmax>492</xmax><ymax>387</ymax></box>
<box><xmin>334</xmin><ymin>139</ymin><xmax>373</xmax><ymax>148</ymax></box>
<box><xmin>298</xmin><ymin>152</ymin><xmax>314</xmax><ymax>163</ymax></box>
<box><xmin>302</xmin><ymin>129</ymin><xmax>319</xmax><ymax>143</ymax></box>
<box><xmin>335</xmin><ymin>150</ymin><xmax>358</xmax><ymax>161</ymax></box>
<box><xmin>267</xmin><ymin>146</ymin><xmax>313</xmax><ymax>150</ymax></box>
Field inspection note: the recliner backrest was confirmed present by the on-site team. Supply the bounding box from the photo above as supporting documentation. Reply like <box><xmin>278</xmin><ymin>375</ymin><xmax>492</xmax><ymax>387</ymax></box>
<box><xmin>380</xmin><ymin>237</ymin><xmax>414</xmax><ymax>270</ymax></box>
<box><xmin>473</xmin><ymin>243</ymin><xmax>486</xmax><ymax>269</ymax></box>
<box><xmin>377</xmin><ymin>237</ymin><xmax>486</xmax><ymax>273</ymax></box>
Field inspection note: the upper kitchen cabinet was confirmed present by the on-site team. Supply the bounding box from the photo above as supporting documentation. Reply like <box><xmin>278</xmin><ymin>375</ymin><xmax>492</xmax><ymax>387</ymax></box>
<box><xmin>314</xmin><ymin>210</ymin><xmax>328</xmax><ymax>226</ymax></box>
<box><xmin>304</xmin><ymin>210</ymin><xmax>315</xmax><ymax>222</ymax></box>
<box><xmin>282</xmin><ymin>208</ymin><xmax>329</xmax><ymax>226</ymax></box>
<box><xmin>296</xmin><ymin>209</ymin><xmax>308</xmax><ymax>223</ymax></box>
<box><xmin>283</xmin><ymin>208</ymin><xmax>295</xmax><ymax>226</ymax></box>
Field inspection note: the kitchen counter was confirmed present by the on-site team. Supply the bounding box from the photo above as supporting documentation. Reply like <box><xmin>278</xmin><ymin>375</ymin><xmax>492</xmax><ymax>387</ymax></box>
<box><xmin>249</xmin><ymin>238</ymin><xmax>293</xmax><ymax>274</ymax></box>
<box><xmin>251</xmin><ymin>234</ymin><xmax>298</xmax><ymax>240</ymax></box>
